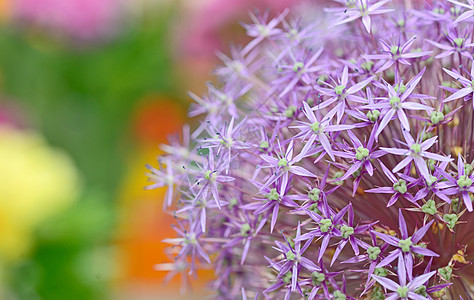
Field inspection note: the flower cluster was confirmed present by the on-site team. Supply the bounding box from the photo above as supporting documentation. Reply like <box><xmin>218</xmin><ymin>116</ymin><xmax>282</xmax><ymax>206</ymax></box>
<box><xmin>149</xmin><ymin>1</ymin><xmax>474</xmax><ymax>299</ymax></box>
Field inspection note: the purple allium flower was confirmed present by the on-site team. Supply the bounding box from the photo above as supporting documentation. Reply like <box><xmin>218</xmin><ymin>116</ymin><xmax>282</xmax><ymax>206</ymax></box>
<box><xmin>148</xmin><ymin>1</ymin><xmax>474</xmax><ymax>298</ymax></box>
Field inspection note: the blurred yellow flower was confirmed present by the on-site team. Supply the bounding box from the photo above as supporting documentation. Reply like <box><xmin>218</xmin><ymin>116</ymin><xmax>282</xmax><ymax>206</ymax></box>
<box><xmin>0</xmin><ymin>126</ymin><xmax>79</xmax><ymax>262</ymax></box>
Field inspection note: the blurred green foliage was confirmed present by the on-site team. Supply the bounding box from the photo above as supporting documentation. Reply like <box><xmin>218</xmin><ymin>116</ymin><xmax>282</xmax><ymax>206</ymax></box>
<box><xmin>0</xmin><ymin>7</ymin><xmax>180</xmax><ymax>300</ymax></box>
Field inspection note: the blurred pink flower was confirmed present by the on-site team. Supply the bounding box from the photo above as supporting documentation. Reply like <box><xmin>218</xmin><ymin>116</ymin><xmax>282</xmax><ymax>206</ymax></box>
<box><xmin>12</xmin><ymin>0</ymin><xmax>123</xmax><ymax>40</ymax></box>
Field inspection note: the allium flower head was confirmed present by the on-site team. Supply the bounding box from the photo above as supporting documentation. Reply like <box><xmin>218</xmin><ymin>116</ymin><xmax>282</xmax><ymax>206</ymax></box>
<box><xmin>149</xmin><ymin>1</ymin><xmax>474</xmax><ymax>299</ymax></box>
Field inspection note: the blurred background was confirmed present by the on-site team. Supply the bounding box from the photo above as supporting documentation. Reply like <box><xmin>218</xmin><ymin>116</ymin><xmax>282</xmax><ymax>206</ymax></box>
<box><xmin>0</xmin><ymin>0</ymin><xmax>303</xmax><ymax>299</ymax></box>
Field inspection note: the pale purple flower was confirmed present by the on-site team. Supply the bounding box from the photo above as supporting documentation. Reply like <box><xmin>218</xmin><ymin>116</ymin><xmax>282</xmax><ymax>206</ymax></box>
<box><xmin>442</xmin><ymin>64</ymin><xmax>474</xmax><ymax>106</ymax></box>
<box><xmin>448</xmin><ymin>0</ymin><xmax>474</xmax><ymax>23</ymax></box>
<box><xmin>333</xmin><ymin>0</ymin><xmax>393</xmax><ymax>33</ymax></box>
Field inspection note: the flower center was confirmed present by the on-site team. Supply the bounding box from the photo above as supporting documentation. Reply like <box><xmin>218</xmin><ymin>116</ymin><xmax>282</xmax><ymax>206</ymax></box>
<box><xmin>286</xmin><ymin>250</ymin><xmax>296</xmax><ymax>261</ymax></box>
<box><xmin>443</xmin><ymin>213</ymin><xmax>458</xmax><ymax>229</ymax></box>
<box><xmin>366</xmin><ymin>109</ymin><xmax>380</xmax><ymax>122</ymax></box>
<box><xmin>390</xmin><ymin>45</ymin><xmax>400</xmax><ymax>56</ymax></box>
<box><xmin>398</xmin><ymin>237</ymin><xmax>413</xmax><ymax>252</ymax></box>
<box><xmin>367</xmin><ymin>246</ymin><xmax>381</xmax><ymax>260</ymax></box>
<box><xmin>204</xmin><ymin>170</ymin><xmax>217</xmax><ymax>181</ymax></box>
<box><xmin>278</xmin><ymin>158</ymin><xmax>288</xmax><ymax>168</ymax></box>
<box><xmin>389</xmin><ymin>96</ymin><xmax>401</xmax><ymax>109</ymax></box>
<box><xmin>293</xmin><ymin>61</ymin><xmax>304</xmax><ymax>72</ymax></box>
<box><xmin>308</xmin><ymin>188</ymin><xmax>321</xmax><ymax>202</ymax></box>
<box><xmin>430</xmin><ymin>111</ymin><xmax>444</xmax><ymax>124</ymax></box>
<box><xmin>334</xmin><ymin>85</ymin><xmax>346</xmax><ymax>95</ymax></box>
<box><xmin>265</xmin><ymin>188</ymin><xmax>280</xmax><ymax>202</ymax></box>
<box><xmin>312</xmin><ymin>271</ymin><xmax>325</xmax><ymax>285</ymax></box>
<box><xmin>311</xmin><ymin>121</ymin><xmax>320</xmax><ymax>134</ymax></box>
<box><xmin>259</xmin><ymin>141</ymin><xmax>269</xmax><ymax>152</ymax></box>
<box><xmin>411</xmin><ymin>143</ymin><xmax>421</xmax><ymax>154</ymax></box>
<box><xmin>240</xmin><ymin>223</ymin><xmax>251</xmax><ymax>237</ymax></box>
<box><xmin>453</xmin><ymin>37</ymin><xmax>464</xmax><ymax>48</ymax></box>
<box><xmin>422</xmin><ymin>199</ymin><xmax>437</xmax><ymax>215</ymax></box>
<box><xmin>457</xmin><ymin>175</ymin><xmax>472</xmax><ymax>188</ymax></box>
<box><xmin>393</xmin><ymin>179</ymin><xmax>407</xmax><ymax>194</ymax></box>
<box><xmin>319</xmin><ymin>218</ymin><xmax>332</xmax><ymax>233</ymax></box>
<box><xmin>397</xmin><ymin>286</ymin><xmax>409</xmax><ymax>298</ymax></box>
<box><xmin>355</xmin><ymin>146</ymin><xmax>370</xmax><ymax>160</ymax></box>
<box><xmin>341</xmin><ymin>225</ymin><xmax>354</xmax><ymax>239</ymax></box>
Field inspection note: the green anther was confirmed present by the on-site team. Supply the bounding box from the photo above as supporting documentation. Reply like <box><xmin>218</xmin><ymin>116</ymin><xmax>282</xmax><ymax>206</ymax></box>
<box><xmin>311</xmin><ymin>271</ymin><xmax>325</xmax><ymax>286</ymax></box>
<box><xmin>443</xmin><ymin>213</ymin><xmax>458</xmax><ymax>229</ymax></box>
<box><xmin>438</xmin><ymin>266</ymin><xmax>452</xmax><ymax>281</ymax></box>
<box><xmin>309</xmin><ymin>203</ymin><xmax>321</xmax><ymax>214</ymax></box>
<box><xmin>397</xmin><ymin>286</ymin><xmax>409</xmax><ymax>298</ymax></box>
<box><xmin>361</xmin><ymin>60</ymin><xmax>374</xmax><ymax>71</ymax></box>
<box><xmin>311</xmin><ymin>121</ymin><xmax>320</xmax><ymax>133</ymax></box>
<box><xmin>308</xmin><ymin>188</ymin><xmax>321</xmax><ymax>202</ymax></box>
<box><xmin>457</xmin><ymin>175</ymin><xmax>472</xmax><ymax>188</ymax></box>
<box><xmin>285</xmin><ymin>105</ymin><xmax>297</xmax><ymax>118</ymax></box>
<box><xmin>415</xmin><ymin>285</ymin><xmax>428</xmax><ymax>296</ymax></box>
<box><xmin>367</xmin><ymin>246</ymin><xmax>381</xmax><ymax>260</ymax></box>
<box><xmin>398</xmin><ymin>237</ymin><xmax>413</xmax><ymax>252</ymax></box>
<box><xmin>228</xmin><ymin>198</ymin><xmax>238</xmax><ymax>209</ymax></box>
<box><xmin>240</xmin><ymin>223</ymin><xmax>251</xmax><ymax>237</ymax></box>
<box><xmin>422</xmin><ymin>199</ymin><xmax>437</xmax><ymax>215</ymax></box>
<box><xmin>266</xmin><ymin>188</ymin><xmax>280</xmax><ymax>201</ymax></box>
<box><xmin>334</xmin><ymin>85</ymin><xmax>346</xmax><ymax>95</ymax></box>
<box><xmin>394</xmin><ymin>83</ymin><xmax>407</xmax><ymax>94</ymax></box>
<box><xmin>355</xmin><ymin>146</ymin><xmax>370</xmax><ymax>160</ymax></box>
<box><xmin>319</xmin><ymin>218</ymin><xmax>332</xmax><ymax>233</ymax></box>
<box><xmin>393</xmin><ymin>179</ymin><xmax>407</xmax><ymax>194</ymax></box>
<box><xmin>397</xmin><ymin>19</ymin><xmax>405</xmax><ymax>27</ymax></box>
<box><xmin>454</xmin><ymin>37</ymin><xmax>465</xmax><ymax>48</ymax></box>
<box><xmin>464</xmin><ymin>164</ymin><xmax>473</xmax><ymax>175</ymax></box>
<box><xmin>333</xmin><ymin>171</ymin><xmax>345</xmax><ymax>185</ymax></box>
<box><xmin>374</xmin><ymin>267</ymin><xmax>388</xmax><ymax>277</ymax></box>
<box><xmin>371</xmin><ymin>286</ymin><xmax>385</xmax><ymax>300</ymax></box>
<box><xmin>451</xmin><ymin>197</ymin><xmax>459</xmax><ymax>210</ymax></box>
<box><xmin>333</xmin><ymin>290</ymin><xmax>346</xmax><ymax>300</ymax></box>
<box><xmin>259</xmin><ymin>141</ymin><xmax>269</xmax><ymax>152</ymax></box>
<box><xmin>430</xmin><ymin>111</ymin><xmax>444</xmax><ymax>124</ymax></box>
<box><xmin>390</xmin><ymin>45</ymin><xmax>400</xmax><ymax>55</ymax></box>
<box><xmin>366</xmin><ymin>109</ymin><xmax>381</xmax><ymax>122</ymax></box>
<box><xmin>389</xmin><ymin>96</ymin><xmax>401</xmax><ymax>109</ymax></box>
<box><xmin>278</xmin><ymin>158</ymin><xmax>288</xmax><ymax>168</ymax></box>
<box><xmin>282</xmin><ymin>272</ymin><xmax>292</xmax><ymax>284</ymax></box>
<box><xmin>293</xmin><ymin>61</ymin><xmax>305</xmax><ymax>72</ymax></box>
<box><xmin>286</xmin><ymin>250</ymin><xmax>296</xmax><ymax>261</ymax></box>
<box><xmin>411</xmin><ymin>143</ymin><xmax>422</xmax><ymax>154</ymax></box>
<box><xmin>341</xmin><ymin>225</ymin><xmax>354</xmax><ymax>239</ymax></box>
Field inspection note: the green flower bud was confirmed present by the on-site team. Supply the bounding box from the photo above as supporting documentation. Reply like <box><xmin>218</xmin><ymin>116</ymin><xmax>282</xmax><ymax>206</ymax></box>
<box><xmin>308</xmin><ymin>188</ymin><xmax>321</xmax><ymax>202</ymax></box>
<box><xmin>366</xmin><ymin>109</ymin><xmax>381</xmax><ymax>122</ymax></box>
<box><xmin>422</xmin><ymin>199</ymin><xmax>437</xmax><ymax>215</ymax></box>
<box><xmin>464</xmin><ymin>164</ymin><xmax>473</xmax><ymax>175</ymax></box>
<box><xmin>371</xmin><ymin>285</ymin><xmax>385</xmax><ymax>300</ymax></box>
<box><xmin>334</xmin><ymin>85</ymin><xmax>346</xmax><ymax>95</ymax></box>
<box><xmin>266</xmin><ymin>188</ymin><xmax>280</xmax><ymax>201</ymax></box>
<box><xmin>319</xmin><ymin>218</ymin><xmax>332</xmax><ymax>233</ymax></box>
<box><xmin>283</xmin><ymin>272</ymin><xmax>292</xmax><ymax>284</ymax></box>
<box><xmin>393</xmin><ymin>179</ymin><xmax>407</xmax><ymax>194</ymax></box>
<box><xmin>285</xmin><ymin>105</ymin><xmax>297</xmax><ymax>118</ymax></box>
<box><xmin>333</xmin><ymin>290</ymin><xmax>346</xmax><ymax>300</ymax></box>
<box><xmin>309</xmin><ymin>203</ymin><xmax>321</xmax><ymax>214</ymax></box>
<box><xmin>341</xmin><ymin>225</ymin><xmax>354</xmax><ymax>239</ymax></box>
<box><xmin>443</xmin><ymin>213</ymin><xmax>458</xmax><ymax>229</ymax></box>
<box><xmin>332</xmin><ymin>171</ymin><xmax>344</xmax><ymax>185</ymax></box>
<box><xmin>367</xmin><ymin>246</ymin><xmax>381</xmax><ymax>260</ymax></box>
<box><xmin>389</xmin><ymin>96</ymin><xmax>401</xmax><ymax>109</ymax></box>
<box><xmin>311</xmin><ymin>271</ymin><xmax>325</xmax><ymax>285</ymax></box>
<box><xmin>374</xmin><ymin>267</ymin><xmax>388</xmax><ymax>277</ymax></box>
<box><xmin>430</xmin><ymin>111</ymin><xmax>444</xmax><ymax>124</ymax></box>
<box><xmin>240</xmin><ymin>223</ymin><xmax>251</xmax><ymax>237</ymax></box>
<box><xmin>415</xmin><ymin>285</ymin><xmax>428</xmax><ymax>296</ymax></box>
<box><xmin>438</xmin><ymin>266</ymin><xmax>452</xmax><ymax>281</ymax></box>
<box><xmin>394</xmin><ymin>83</ymin><xmax>407</xmax><ymax>94</ymax></box>
<box><xmin>356</xmin><ymin>146</ymin><xmax>370</xmax><ymax>160</ymax></box>
<box><xmin>457</xmin><ymin>175</ymin><xmax>472</xmax><ymax>188</ymax></box>
<box><xmin>398</xmin><ymin>237</ymin><xmax>413</xmax><ymax>252</ymax></box>
<box><xmin>397</xmin><ymin>286</ymin><xmax>409</xmax><ymax>298</ymax></box>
